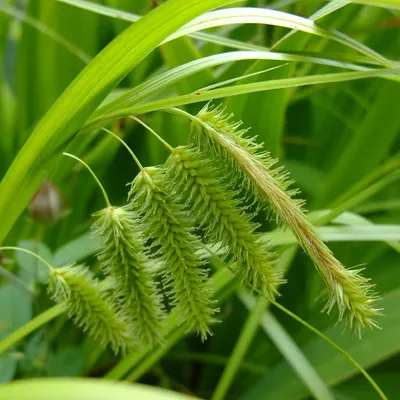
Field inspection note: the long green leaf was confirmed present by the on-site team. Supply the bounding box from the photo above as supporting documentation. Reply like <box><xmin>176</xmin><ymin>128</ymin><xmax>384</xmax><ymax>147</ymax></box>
<box><xmin>349</xmin><ymin>0</ymin><xmax>400</xmax><ymax>9</ymax></box>
<box><xmin>55</xmin><ymin>0</ymin><xmax>398</xmax><ymax>68</ymax></box>
<box><xmin>240</xmin><ymin>292</ymin><xmax>335</xmax><ymax>400</ymax></box>
<box><xmin>265</xmin><ymin>224</ymin><xmax>400</xmax><ymax>246</ymax></box>
<box><xmin>0</xmin><ymin>0</ymin><xmax>235</xmax><ymax>243</ymax></box>
<box><xmin>243</xmin><ymin>287</ymin><xmax>400</xmax><ymax>399</ymax></box>
<box><xmin>83</xmin><ymin>68</ymin><xmax>399</xmax><ymax>131</ymax></box>
<box><xmin>0</xmin><ymin>378</ymin><xmax>198</xmax><ymax>400</ymax></box>
<box><xmin>94</xmin><ymin>50</ymin><xmax>371</xmax><ymax>120</ymax></box>
<box><xmin>167</xmin><ymin>8</ymin><xmax>395</xmax><ymax>67</ymax></box>
<box><xmin>0</xmin><ymin>5</ymin><xmax>90</xmax><ymax>63</ymax></box>
<box><xmin>212</xmin><ymin>296</ymin><xmax>268</xmax><ymax>400</ymax></box>
<box><xmin>317</xmin><ymin>83</ymin><xmax>400</xmax><ymax>205</ymax></box>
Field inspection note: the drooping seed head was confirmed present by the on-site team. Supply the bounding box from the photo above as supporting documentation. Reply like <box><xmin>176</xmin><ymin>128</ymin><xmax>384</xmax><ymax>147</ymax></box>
<box><xmin>129</xmin><ymin>166</ymin><xmax>219</xmax><ymax>341</ymax></box>
<box><xmin>164</xmin><ymin>145</ymin><xmax>284</xmax><ymax>301</ymax></box>
<box><xmin>48</xmin><ymin>264</ymin><xmax>135</xmax><ymax>354</ymax></box>
<box><xmin>92</xmin><ymin>205</ymin><xmax>166</xmax><ymax>347</ymax></box>
<box><xmin>190</xmin><ymin>103</ymin><xmax>381</xmax><ymax>333</ymax></box>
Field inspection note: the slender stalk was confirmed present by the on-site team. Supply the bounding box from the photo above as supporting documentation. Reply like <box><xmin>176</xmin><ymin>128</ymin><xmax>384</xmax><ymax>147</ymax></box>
<box><xmin>85</xmin><ymin>344</ymin><xmax>105</xmax><ymax>373</ymax></box>
<box><xmin>205</xmin><ymin>250</ymin><xmax>386</xmax><ymax>400</ymax></box>
<box><xmin>241</xmin><ymin>293</ymin><xmax>335</xmax><ymax>400</ymax></box>
<box><xmin>212</xmin><ymin>296</ymin><xmax>267</xmax><ymax>400</ymax></box>
<box><xmin>63</xmin><ymin>152</ymin><xmax>111</xmax><ymax>208</ymax></box>
<box><xmin>270</xmin><ymin>300</ymin><xmax>387</xmax><ymax>400</ymax></box>
<box><xmin>100</xmin><ymin>127</ymin><xmax>145</xmax><ymax>171</ymax></box>
<box><xmin>0</xmin><ymin>247</ymin><xmax>54</xmax><ymax>271</ymax></box>
<box><xmin>0</xmin><ymin>304</ymin><xmax>65</xmax><ymax>355</ymax></box>
<box><xmin>129</xmin><ymin>116</ymin><xmax>174</xmax><ymax>152</ymax></box>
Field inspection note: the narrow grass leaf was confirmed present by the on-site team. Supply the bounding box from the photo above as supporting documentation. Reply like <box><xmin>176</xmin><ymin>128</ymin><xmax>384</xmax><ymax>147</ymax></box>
<box><xmin>240</xmin><ymin>292</ymin><xmax>335</xmax><ymax>400</ymax></box>
<box><xmin>0</xmin><ymin>378</ymin><xmax>200</xmax><ymax>400</ymax></box>
<box><xmin>243</xmin><ymin>287</ymin><xmax>400</xmax><ymax>400</ymax></box>
<box><xmin>167</xmin><ymin>8</ymin><xmax>394</xmax><ymax>67</ymax></box>
<box><xmin>0</xmin><ymin>0</ymin><xmax>235</xmax><ymax>243</ymax></box>
<box><xmin>83</xmin><ymin>68</ymin><xmax>399</xmax><ymax>131</ymax></box>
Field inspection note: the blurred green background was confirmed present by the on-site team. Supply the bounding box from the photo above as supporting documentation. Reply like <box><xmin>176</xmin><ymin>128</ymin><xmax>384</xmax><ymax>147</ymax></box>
<box><xmin>0</xmin><ymin>0</ymin><xmax>399</xmax><ymax>399</ymax></box>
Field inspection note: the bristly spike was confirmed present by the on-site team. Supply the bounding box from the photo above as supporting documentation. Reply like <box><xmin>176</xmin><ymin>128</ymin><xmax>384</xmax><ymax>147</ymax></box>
<box><xmin>48</xmin><ymin>265</ymin><xmax>135</xmax><ymax>354</ymax></box>
<box><xmin>129</xmin><ymin>167</ymin><xmax>218</xmax><ymax>341</ymax></box>
<box><xmin>93</xmin><ymin>206</ymin><xmax>166</xmax><ymax>347</ymax></box>
<box><xmin>187</xmin><ymin>103</ymin><xmax>381</xmax><ymax>334</ymax></box>
<box><xmin>64</xmin><ymin>151</ymin><xmax>165</xmax><ymax>346</ymax></box>
<box><xmin>164</xmin><ymin>145</ymin><xmax>284</xmax><ymax>300</ymax></box>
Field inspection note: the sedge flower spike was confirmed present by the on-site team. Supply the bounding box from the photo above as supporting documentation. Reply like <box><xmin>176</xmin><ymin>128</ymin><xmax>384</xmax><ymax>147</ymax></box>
<box><xmin>48</xmin><ymin>265</ymin><xmax>135</xmax><ymax>354</ymax></box>
<box><xmin>129</xmin><ymin>166</ymin><xmax>218</xmax><ymax>341</ymax></box>
<box><xmin>188</xmin><ymin>104</ymin><xmax>380</xmax><ymax>334</ymax></box>
<box><xmin>63</xmin><ymin>152</ymin><xmax>165</xmax><ymax>346</ymax></box>
<box><xmin>93</xmin><ymin>206</ymin><xmax>166</xmax><ymax>347</ymax></box>
<box><xmin>164</xmin><ymin>145</ymin><xmax>284</xmax><ymax>300</ymax></box>
<box><xmin>1</xmin><ymin>245</ymin><xmax>135</xmax><ymax>354</ymax></box>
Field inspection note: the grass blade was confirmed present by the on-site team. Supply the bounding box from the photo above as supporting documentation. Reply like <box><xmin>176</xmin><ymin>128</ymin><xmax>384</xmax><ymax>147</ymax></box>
<box><xmin>167</xmin><ymin>8</ymin><xmax>395</xmax><ymax>67</ymax></box>
<box><xmin>348</xmin><ymin>0</ymin><xmax>400</xmax><ymax>9</ymax></box>
<box><xmin>0</xmin><ymin>378</ymin><xmax>200</xmax><ymax>400</ymax></box>
<box><xmin>317</xmin><ymin>83</ymin><xmax>400</xmax><ymax>205</ymax></box>
<box><xmin>240</xmin><ymin>292</ymin><xmax>335</xmax><ymax>400</ymax></box>
<box><xmin>93</xmin><ymin>50</ymin><xmax>372</xmax><ymax>120</ymax></box>
<box><xmin>0</xmin><ymin>5</ymin><xmax>90</xmax><ymax>63</ymax></box>
<box><xmin>0</xmin><ymin>0</ymin><xmax>235</xmax><ymax>243</ymax></box>
<box><xmin>244</xmin><ymin>288</ymin><xmax>400</xmax><ymax>399</ymax></box>
<box><xmin>83</xmin><ymin>68</ymin><xmax>399</xmax><ymax>131</ymax></box>
<box><xmin>212</xmin><ymin>296</ymin><xmax>268</xmax><ymax>400</ymax></box>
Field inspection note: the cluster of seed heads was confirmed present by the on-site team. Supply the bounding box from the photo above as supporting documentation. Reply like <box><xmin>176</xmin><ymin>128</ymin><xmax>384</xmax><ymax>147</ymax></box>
<box><xmin>10</xmin><ymin>104</ymin><xmax>381</xmax><ymax>353</ymax></box>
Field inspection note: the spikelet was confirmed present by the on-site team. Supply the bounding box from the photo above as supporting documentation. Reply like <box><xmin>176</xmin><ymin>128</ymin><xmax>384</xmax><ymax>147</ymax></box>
<box><xmin>164</xmin><ymin>145</ymin><xmax>284</xmax><ymax>300</ymax></box>
<box><xmin>93</xmin><ymin>206</ymin><xmax>165</xmax><ymax>347</ymax></box>
<box><xmin>190</xmin><ymin>104</ymin><xmax>380</xmax><ymax>335</ymax></box>
<box><xmin>129</xmin><ymin>166</ymin><xmax>218</xmax><ymax>341</ymax></box>
<box><xmin>48</xmin><ymin>265</ymin><xmax>135</xmax><ymax>354</ymax></box>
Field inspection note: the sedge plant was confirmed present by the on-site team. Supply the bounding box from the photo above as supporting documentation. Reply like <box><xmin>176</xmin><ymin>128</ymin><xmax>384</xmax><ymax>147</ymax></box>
<box><xmin>97</xmin><ymin>110</ymin><xmax>380</xmax><ymax>338</ymax></box>
<box><xmin>169</xmin><ymin>104</ymin><xmax>380</xmax><ymax>335</ymax></box>
<box><xmin>1</xmin><ymin>1</ymin><xmax>398</xmax><ymax>399</ymax></box>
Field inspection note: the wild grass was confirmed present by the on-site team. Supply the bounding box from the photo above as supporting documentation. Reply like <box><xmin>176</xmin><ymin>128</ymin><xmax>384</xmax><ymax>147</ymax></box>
<box><xmin>0</xmin><ymin>1</ymin><xmax>399</xmax><ymax>400</ymax></box>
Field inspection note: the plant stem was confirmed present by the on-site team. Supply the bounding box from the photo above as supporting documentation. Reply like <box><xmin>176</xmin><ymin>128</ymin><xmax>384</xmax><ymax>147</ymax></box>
<box><xmin>167</xmin><ymin>352</ymin><xmax>267</xmax><ymax>375</ymax></box>
<box><xmin>0</xmin><ymin>304</ymin><xmax>65</xmax><ymax>355</ymax></box>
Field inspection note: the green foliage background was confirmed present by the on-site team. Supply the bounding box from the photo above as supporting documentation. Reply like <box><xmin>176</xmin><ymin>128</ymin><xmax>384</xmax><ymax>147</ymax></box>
<box><xmin>0</xmin><ymin>0</ymin><xmax>399</xmax><ymax>399</ymax></box>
